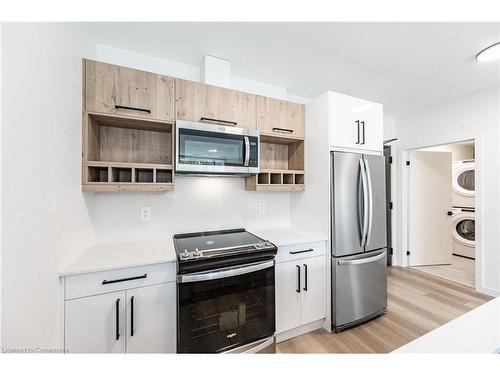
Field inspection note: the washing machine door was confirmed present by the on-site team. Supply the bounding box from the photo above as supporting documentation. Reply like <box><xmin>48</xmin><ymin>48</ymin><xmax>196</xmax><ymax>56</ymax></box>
<box><xmin>453</xmin><ymin>162</ymin><xmax>475</xmax><ymax>198</ymax></box>
<box><xmin>452</xmin><ymin>213</ymin><xmax>475</xmax><ymax>247</ymax></box>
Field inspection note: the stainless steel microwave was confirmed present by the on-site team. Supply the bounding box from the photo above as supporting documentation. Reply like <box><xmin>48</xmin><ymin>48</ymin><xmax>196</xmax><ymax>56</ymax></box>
<box><xmin>175</xmin><ymin>120</ymin><xmax>260</xmax><ymax>175</ymax></box>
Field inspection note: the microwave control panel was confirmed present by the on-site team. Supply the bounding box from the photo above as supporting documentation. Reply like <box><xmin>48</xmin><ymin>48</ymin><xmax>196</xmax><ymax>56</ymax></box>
<box><xmin>248</xmin><ymin>136</ymin><xmax>259</xmax><ymax>168</ymax></box>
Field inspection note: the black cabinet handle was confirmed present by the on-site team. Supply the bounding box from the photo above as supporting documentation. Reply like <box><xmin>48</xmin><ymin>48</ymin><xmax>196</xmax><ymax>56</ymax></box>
<box><xmin>200</xmin><ymin>117</ymin><xmax>237</xmax><ymax>126</ymax></box>
<box><xmin>361</xmin><ymin>121</ymin><xmax>366</xmax><ymax>145</ymax></box>
<box><xmin>115</xmin><ymin>105</ymin><xmax>151</xmax><ymax>114</ymax></box>
<box><xmin>289</xmin><ymin>248</ymin><xmax>314</xmax><ymax>255</ymax></box>
<box><xmin>115</xmin><ymin>298</ymin><xmax>120</xmax><ymax>341</ymax></box>
<box><xmin>272</xmin><ymin>127</ymin><xmax>294</xmax><ymax>134</ymax></box>
<box><xmin>102</xmin><ymin>274</ymin><xmax>147</xmax><ymax>285</ymax></box>
<box><xmin>130</xmin><ymin>296</ymin><xmax>134</xmax><ymax>337</ymax></box>
<box><xmin>355</xmin><ymin>120</ymin><xmax>360</xmax><ymax>144</ymax></box>
<box><xmin>296</xmin><ymin>265</ymin><xmax>301</xmax><ymax>293</ymax></box>
<box><xmin>303</xmin><ymin>264</ymin><xmax>308</xmax><ymax>291</ymax></box>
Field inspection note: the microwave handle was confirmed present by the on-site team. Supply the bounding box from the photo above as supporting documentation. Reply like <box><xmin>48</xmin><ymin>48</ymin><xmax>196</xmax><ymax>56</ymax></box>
<box><xmin>244</xmin><ymin>136</ymin><xmax>250</xmax><ymax>167</ymax></box>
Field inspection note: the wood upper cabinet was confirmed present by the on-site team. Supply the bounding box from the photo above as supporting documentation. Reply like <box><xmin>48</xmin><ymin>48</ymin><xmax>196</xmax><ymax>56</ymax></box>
<box><xmin>256</xmin><ymin>96</ymin><xmax>305</xmax><ymax>139</ymax></box>
<box><xmin>84</xmin><ymin>59</ymin><xmax>175</xmax><ymax>122</ymax></box>
<box><xmin>175</xmin><ymin>79</ymin><xmax>256</xmax><ymax>129</ymax></box>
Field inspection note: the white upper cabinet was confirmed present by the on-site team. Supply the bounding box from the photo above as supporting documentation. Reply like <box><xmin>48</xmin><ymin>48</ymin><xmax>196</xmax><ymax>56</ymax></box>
<box><xmin>329</xmin><ymin>92</ymin><xmax>383</xmax><ymax>153</ymax></box>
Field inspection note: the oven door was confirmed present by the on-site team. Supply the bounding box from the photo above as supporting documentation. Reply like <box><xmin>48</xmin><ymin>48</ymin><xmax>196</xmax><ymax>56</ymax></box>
<box><xmin>177</xmin><ymin>260</ymin><xmax>275</xmax><ymax>353</ymax></box>
<box><xmin>176</xmin><ymin>120</ymin><xmax>257</xmax><ymax>174</ymax></box>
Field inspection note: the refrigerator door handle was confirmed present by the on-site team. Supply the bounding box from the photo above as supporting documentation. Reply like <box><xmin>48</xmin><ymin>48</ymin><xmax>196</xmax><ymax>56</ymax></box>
<box><xmin>359</xmin><ymin>158</ymin><xmax>369</xmax><ymax>247</ymax></box>
<box><xmin>364</xmin><ymin>157</ymin><xmax>374</xmax><ymax>246</ymax></box>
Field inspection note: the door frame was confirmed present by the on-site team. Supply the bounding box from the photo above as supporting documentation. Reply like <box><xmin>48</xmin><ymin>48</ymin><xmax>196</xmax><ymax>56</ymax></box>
<box><xmin>384</xmin><ymin>145</ymin><xmax>393</xmax><ymax>266</ymax></box>
<box><xmin>401</xmin><ymin>136</ymin><xmax>483</xmax><ymax>293</ymax></box>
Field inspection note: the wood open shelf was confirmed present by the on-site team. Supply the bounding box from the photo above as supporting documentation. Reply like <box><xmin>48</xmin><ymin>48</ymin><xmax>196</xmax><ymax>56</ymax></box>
<box><xmin>245</xmin><ymin>134</ymin><xmax>305</xmax><ymax>191</ymax></box>
<box><xmin>82</xmin><ymin>112</ymin><xmax>174</xmax><ymax>192</ymax></box>
<box><xmin>246</xmin><ymin>169</ymin><xmax>305</xmax><ymax>191</ymax></box>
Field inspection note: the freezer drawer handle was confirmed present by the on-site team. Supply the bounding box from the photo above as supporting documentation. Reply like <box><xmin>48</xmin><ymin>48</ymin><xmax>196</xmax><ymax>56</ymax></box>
<box><xmin>289</xmin><ymin>248</ymin><xmax>314</xmax><ymax>255</ymax></box>
<box><xmin>338</xmin><ymin>252</ymin><xmax>385</xmax><ymax>266</ymax></box>
<box><xmin>102</xmin><ymin>274</ymin><xmax>147</xmax><ymax>285</ymax></box>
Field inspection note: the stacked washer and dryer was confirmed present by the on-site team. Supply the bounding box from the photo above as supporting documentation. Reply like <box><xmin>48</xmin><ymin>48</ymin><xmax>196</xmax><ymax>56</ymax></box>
<box><xmin>451</xmin><ymin>160</ymin><xmax>475</xmax><ymax>259</ymax></box>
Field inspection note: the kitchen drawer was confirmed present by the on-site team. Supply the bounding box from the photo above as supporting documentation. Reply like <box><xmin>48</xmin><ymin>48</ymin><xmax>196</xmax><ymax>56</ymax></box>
<box><xmin>65</xmin><ymin>262</ymin><xmax>176</xmax><ymax>300</ymax></box>
<box><xmin>275</xmin><ymin>241</ymin><xmax>326</xmax><ymax>264</ymax></box>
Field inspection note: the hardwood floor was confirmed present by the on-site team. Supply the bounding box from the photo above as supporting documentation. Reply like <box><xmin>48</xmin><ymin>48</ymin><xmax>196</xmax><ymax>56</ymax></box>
<box><xmin>276</xmin><ymin>266</ymin><xmax>492</xmax><ymax>353</ymax></box>
<box><xmin>413</xmin><ymin>255</ymin><xmax>475</xmax><ymax>287</ymax></box>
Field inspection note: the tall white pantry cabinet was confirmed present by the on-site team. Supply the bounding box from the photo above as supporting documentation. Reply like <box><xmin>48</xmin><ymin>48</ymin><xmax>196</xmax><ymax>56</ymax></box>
<box><xmin>62</xmin><ymin>263</ymin><xmax>177</xmax><ymax>353</ymax></box>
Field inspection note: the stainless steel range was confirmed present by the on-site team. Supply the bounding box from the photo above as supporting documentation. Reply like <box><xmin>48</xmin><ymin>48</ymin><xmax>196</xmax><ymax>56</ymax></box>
<box><xmin>174</xmin><ymin>228</ymin><xmax>277</xmax><ymax>353</ymax></box>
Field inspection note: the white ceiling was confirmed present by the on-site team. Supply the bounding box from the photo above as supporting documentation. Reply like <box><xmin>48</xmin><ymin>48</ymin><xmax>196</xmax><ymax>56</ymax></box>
<box><xmin>88</xmin><ymin>22</ymin><xmax>500</xmax><ymax>117</ymax></box>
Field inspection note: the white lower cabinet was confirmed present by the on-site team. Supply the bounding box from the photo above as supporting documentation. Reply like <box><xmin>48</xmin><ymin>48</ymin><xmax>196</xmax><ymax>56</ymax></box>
<box><xmin>126</xmin><ymin>283</ymin><xmax>176</xmax><ymax>353</ymax></box>
<box><xmin>275</xmin><ymin>254</ymin><xmax>326</xmax><ymax>334</ymax></box>
<box><xmin>300</xmin><ymin>256</ymin><xmax>327</xmax><ymax>325</ymax></box>
<box><xmin>63</xmin><ymin>263</ymin><xmax>176</xmax><ymax>353</ymax></box>
<box><xmin>275</xmin><ymin>261</ymin><xmax>302</xmax><ymax>333</ymax></box>
<box><xmin>65</xmin><ymin>291</ymin><xmax>126</xmax><ymax>353</ymax></box>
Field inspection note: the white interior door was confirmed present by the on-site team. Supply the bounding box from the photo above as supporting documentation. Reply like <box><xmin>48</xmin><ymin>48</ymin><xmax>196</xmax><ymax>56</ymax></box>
<box><xmin>408</xmin><ymin>150</ymin><xmax>453</xmax><ymax>266</ymax></box>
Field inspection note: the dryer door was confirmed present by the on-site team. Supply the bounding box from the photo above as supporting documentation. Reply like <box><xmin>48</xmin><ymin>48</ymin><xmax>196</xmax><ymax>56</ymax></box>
<box><xmin>453</xmin><ymin>162</ymin><xmax>475</xmax><ymax>198</ymax></box>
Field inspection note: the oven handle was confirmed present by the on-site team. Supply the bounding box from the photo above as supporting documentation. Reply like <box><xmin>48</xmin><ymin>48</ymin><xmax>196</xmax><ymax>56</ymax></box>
<box><xmin>244</xmin><ymin>136</ymin><xmax>250</xmax><ymax>167</ymax></box>
<box><xmin>177</xmin><ymin>260</ymin><xmax>274</xmax><ymax>283</ymax></box>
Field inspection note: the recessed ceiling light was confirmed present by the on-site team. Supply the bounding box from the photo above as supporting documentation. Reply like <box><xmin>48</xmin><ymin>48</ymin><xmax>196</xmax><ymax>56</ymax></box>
<box><xmin>476</xmin><ymin>42</ymin><xmax>500</xmax><ymax>62</ymax></box>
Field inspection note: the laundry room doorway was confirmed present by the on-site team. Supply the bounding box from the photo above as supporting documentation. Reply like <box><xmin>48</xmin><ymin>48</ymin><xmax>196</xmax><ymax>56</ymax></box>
<box><xmin>404</xmin><ymin>140</ymin><xmax>477</xmax><ymax>288</ymax></box>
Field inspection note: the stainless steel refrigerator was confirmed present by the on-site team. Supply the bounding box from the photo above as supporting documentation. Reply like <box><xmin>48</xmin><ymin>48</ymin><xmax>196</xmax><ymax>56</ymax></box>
<box><xmin>331</xmin><ymin>151</ymin><xmax>387</xmax><ymax>332</ymax></box>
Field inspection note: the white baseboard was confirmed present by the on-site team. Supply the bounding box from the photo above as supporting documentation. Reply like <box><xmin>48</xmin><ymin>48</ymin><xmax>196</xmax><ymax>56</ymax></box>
<box><xmin>276</xmin><ymin>319</ymin><xmax>326</xmax><ymax>343</ymax></box>
<box><xmin>476</xmin><ymin>284</ymin><xmax>499</xmax><ymax>297</ymax></box>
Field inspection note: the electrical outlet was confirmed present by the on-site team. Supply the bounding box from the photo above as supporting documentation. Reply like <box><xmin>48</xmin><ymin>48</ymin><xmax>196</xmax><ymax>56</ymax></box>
<box><xmin>258</xmin><ymin>202</ymin><xmax>266</xmax><ymax>216</ymax></box>
<box><xmin>140</xmin><ymin>206</ymin><xmax>152</xmax><ymax>222</ymax></box>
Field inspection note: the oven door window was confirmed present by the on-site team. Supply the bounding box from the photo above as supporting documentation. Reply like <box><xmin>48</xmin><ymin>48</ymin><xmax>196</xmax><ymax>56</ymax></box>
<box><xmin>178</xmin><ymin>129</ymin><xmax>245</xmax><ymax>167</ymax></box>
<box><xmin>178</xmin><ymin>266</ymin><xmax>275</xmax><ymax>353</ymax></box>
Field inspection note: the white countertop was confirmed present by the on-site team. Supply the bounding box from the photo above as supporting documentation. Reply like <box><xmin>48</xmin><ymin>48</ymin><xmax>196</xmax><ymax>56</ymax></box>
<box><xmin>252</xmin><ymin>227</ymin><xmax>327</xmax><ymax>247</ymax></box>
<box><xmin>394</xmin><ymin>297</ymin><xmax>500</xmax><ymax>353</ymax></box>
<box><xmin>60</xmin><ymin>227</ymin><xmax>326</xmax><ymax>277</ymax></box>
<box><xmin>60</xmin><ymin>240</ymin><xmax>176</xmax><ymax>277</ymax></box>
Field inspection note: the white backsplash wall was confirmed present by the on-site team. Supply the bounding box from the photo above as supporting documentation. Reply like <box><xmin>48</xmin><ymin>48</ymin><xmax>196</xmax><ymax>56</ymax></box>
<box><xmin>93</xmin><ymin>177</ymin><xmax>291</xmax><ymax>242</ymax></box>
